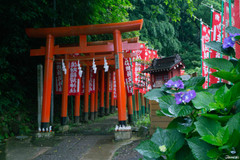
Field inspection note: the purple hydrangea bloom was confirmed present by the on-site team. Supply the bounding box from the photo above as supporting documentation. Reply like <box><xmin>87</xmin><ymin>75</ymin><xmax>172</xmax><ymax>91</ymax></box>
<box><xmin>182</xmin><ymin>92</ymin><xmax>191</xmax><ymax>103</ymax></box>
<box><xmin>188</xmin><ymin>90</ymin><xmax>196</xmax><ymax>99</ymax></box>
<box><xmin>174</xmin><ymin>92</ymin><xmax>184</xmax><ymax>104</ymax></box>
<box><xmin>173</xmin><ymin>80</ymin><xmax>184</xmax><ymax>89</ymax></box>
<box><xmin>165</xmin><ymin>80</ymin><xmax>174</xmax><ymax>88</ymax></box>
<box><xmin>223</xmin><ymin>33</ymin><xmax>240</xmax><ymax>49</ymax></box>
<box><xmin>174</xmin><ymin>90</ymin><xmax>196</xmax><ymax>105</ymax></box>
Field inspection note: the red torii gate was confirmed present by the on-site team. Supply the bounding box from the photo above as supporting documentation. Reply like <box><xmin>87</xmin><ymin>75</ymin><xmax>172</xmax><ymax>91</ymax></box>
<box><xmin>26</xmin><ymin>19</ymin><xmax>143</xmax><ymax>130</ymax></box>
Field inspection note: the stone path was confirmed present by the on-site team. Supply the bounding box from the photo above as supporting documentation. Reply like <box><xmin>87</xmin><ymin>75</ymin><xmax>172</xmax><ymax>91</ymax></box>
<box><xmin>1</xmin><ymin>114</ymin><xmax>143</xmax><ymax>160</ymax></box>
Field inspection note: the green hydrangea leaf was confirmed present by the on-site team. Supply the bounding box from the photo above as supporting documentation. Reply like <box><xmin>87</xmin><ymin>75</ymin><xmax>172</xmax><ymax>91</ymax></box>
<box><xmin>225</xmin><ymin>26</ymin><xmax>240</xmax><ymax>34</ymax></box>
<box><xmin>211</xmin><ymin>71</ymin><xmax>240</xmax><ymax>84</ymax></box>
<box><xmin>207</xmin><ymin>148</ymin><xmax>221</xmax><ymax>159</ymax></box>
<box><xmin>151</xmin><ymin>128</ymin><xmax>185</xmax><ymax>156</ymax></box>
<box><xmin>167</xmin><ymin>117</ymin><xmax>194</xmax><ymax>134</ymax></box>
<box><xmin>203</xmin><ymin>58</ymin><xmax>234</xmax><ymax>72</ymax></box>
<box><xmin>158</xmin><ymin>96</ymin><xmax>175</xmax><ymax>117</ymax></box>
<box><xmin>184</xmin><ymin>77</ymin><xmax>205</xmax><ymax>89</ymax></box>
<box><xmin>192</xmin><ymin>92</ymin><xmax>214</xmax><ymax>110</ymax></box>
<box><xmin>135</xmin><ymin>140</ymin><xmax>161</xmax><ymax>159</ymax></box>
<box><xmin>194</xmin><ymin>117</ymin><xmax>221</xmax><ymax>137</ymax></box>
<box><xmin>187</xmin><ymin>137</ymin><xmax>214</xmax><ymax>160</ymax></box>
<box><xmin>168</xmin><ymin>104</ymin><xmax>193</xmax><ymax>117</ymax></box>
<box><xmin>144</xmin><ymin>88</ymin><xmax>166</xmax><ymax>101</ymax></box>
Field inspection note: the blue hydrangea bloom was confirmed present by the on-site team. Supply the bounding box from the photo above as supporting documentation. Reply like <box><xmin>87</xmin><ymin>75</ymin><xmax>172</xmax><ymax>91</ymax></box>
<box><xmin>165</xmin><ymin>80</ymin><xmax>174</xmax><ymax>88</ymax></box>
<box><xmin>174</xmin><ymin>90</ymin><xmax>196</xmax><ymax>105</ymax></box>
<box><xmin>165</xmin><ymin>79</ymin><xmax>184</xmax><ymax>89</ymax></box>
<box><xmin>182</xmin><ymin>92</ymin><xmax>191</xmax><ymax>103</ymax></box>
<box><xmin>174</xmin><ymin>92</ymin><xmax>184</xmax><ymax>104</ymax></box>
<box><xmin>188</xmin><ymin>90</ymin><xmax>196</xmax><ymax>99</ymax></box>
<box><xmin>223</xmin><ymin>33</ymin><xmax>240</xmax><ymax>49</ymax></box>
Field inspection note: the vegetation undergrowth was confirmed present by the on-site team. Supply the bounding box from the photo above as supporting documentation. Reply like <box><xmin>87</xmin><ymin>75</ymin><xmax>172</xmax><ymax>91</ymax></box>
<box><xmin>135</xmin><ymin>26</ymin><xmax>240</xmax><ymax>160</ymax></box>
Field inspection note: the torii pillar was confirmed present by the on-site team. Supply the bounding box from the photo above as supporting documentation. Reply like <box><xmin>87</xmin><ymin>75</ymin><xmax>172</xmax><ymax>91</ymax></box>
<box><xmin>41</xmin><ymin>34</ymin><xmax>54</xmax><ymax>129</ymax></box>
<box><xmin>113</xmin><ymin>30</ymin><xmax>127</xmax><ymax>126</ymax></box>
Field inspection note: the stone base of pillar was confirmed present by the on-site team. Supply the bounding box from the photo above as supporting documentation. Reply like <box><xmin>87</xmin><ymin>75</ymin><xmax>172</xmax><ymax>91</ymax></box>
<box><xmin>83</xmin><ymin>112</ymin><xmax>88</xmax><ymax>122</ymax></box>
<box><xmin>90</xmin><ymin>112</ymin><xmax>95</xmax><ymax>121</ymax></box>
<box><xmin>35</xmin><ymin>131</ymin><xmax>55</xmax><ymax>138</ymax></box>
<box><xmin>105</xmin><ymin>108</ymin><xmax>110</xmax><ymax>116</ymax></box>
<box><xmin>74</xmin><ymin>116</ymin><xmax>80</xmax><ymax>123</ymax></box>
<box><xmin>114</xmin><ymin>131</ymin><xmax>132</xmax><ymax>141</ymax></box>
<box><xmin>99</xmin><ymin>107</ymin><xmax>105</xmax><ymax>117</ymax></box>
<box><xmin>61</xmin><ymin>117</ymin><xmax>67</xmax><ymax>125</ymax></box>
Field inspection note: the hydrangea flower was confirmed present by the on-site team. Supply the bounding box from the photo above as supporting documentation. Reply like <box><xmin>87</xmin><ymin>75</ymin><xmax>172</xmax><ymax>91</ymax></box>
<box><xmin>173</xmin><ymin>80</ymin><xmax>184</xmax><ymax>89</ymax></box>
<box><xmin>165</xmin><ymin>79</ymin><xmax>184</xmax><ymax>89</ymax></box>
<box><xmin>188</xmin><ymin>90</ymin><xmax>196</xmax><ymax>99</ymax></box>
<box><xmin>165</xmin><ymin>80</ymin><xmax>174</xmax><ymax>88</ymax></box>
<box><xmin>159</xmin><ymin>145</ymin><xmax>167</xmax><ymax>152</ymax></box>
<box><xmin>174</xmin><ymin>90</ymin><xmax>196</xmax><ymax>105</ymax></box>
<box><xmin>174</xmin><ymin>92</ymin><xmax>183</xmax><ymax>104</ymax></box>
<box><xmin>223</xmin><ymin>33</ymin><xmax>240</xmax><ymax>49</ymax></box>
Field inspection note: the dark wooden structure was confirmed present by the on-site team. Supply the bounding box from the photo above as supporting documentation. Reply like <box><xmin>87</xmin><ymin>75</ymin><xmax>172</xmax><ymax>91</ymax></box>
<box><xmin>142</xmin><ymin>54</ymin><xmax>185</xmax><ymax>88</ymax></box>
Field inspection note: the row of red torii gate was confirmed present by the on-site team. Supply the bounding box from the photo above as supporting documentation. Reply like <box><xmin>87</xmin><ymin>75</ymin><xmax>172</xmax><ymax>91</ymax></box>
<box><xmin>26</xmin><ymin>19</ymin><xmax>159</xmax><ymax>130</ymax></box>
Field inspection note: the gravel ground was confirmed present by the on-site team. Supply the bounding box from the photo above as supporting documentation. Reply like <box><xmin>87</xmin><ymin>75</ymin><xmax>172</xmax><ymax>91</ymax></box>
<box><xmin>112</xmin><ymin>139</ymin><xmax>144</xmax><ymax>160</ymax></box>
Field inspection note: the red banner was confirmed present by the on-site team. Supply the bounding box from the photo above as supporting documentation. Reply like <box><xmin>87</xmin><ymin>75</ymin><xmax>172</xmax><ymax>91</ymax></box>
<box><xmin>202</xmin><ymin>24</ymin><xmax>210</xmax><ymax>89</ymax></box>
<box><xmin>68</xmin><ymin>61</ymin><xmax>80</xmax><ymax>95</ymax></box>
<box><xmin>89</xmin><ymin>69</ymin><xmax>96</xmax><ymax>93</ymax></box>
<box><xmin>113</xmin><ymin>71</ymin><xmax>117</xmax><ymax>99</ymax></box>
<box><xmin>124</xmin><ymin>58</ymin><xmax>133</xmax><ymax>96</ymax></box>
<box><xmin>152</xmin><ymin>50</ymin><xmax>158</xmax><ymax>59</ymax></box>
<box><xmin>234</xmin><ymin>0</ymin><xmax>240</xmax><ymax>59</ymax></box>
<box><xmin>80</xmin><ymin>67</ymin><xmax>85</xmax><ymax>95</ymax></box>
<box><xmin>55</xmin><ymin>61</ymin><xmax>63</xmax><ymax>94</ymax></box>
<box><xmin>209</xmin><ymin>11</ymin><xmax>221</xmax><ymax>86</ymax></box>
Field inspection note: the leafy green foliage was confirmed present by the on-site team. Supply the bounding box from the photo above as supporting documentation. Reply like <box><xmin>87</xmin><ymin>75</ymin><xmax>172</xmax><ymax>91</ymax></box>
<box><xmin>203</xmin><ymin>58</ymin><xmax>234</xmax><ymax>72</ymax></box>
<box><xmin>135</xmin><ymin>140</ymin><xmax>161</xmax><ymax>159</ymax></box>
<box><xmin>192</xmin><ymin>92</ymin><xmax>214</xmax><ymax>110</ymax></box>
<box><xmin>211</xmin><ymin>70</ymin><xmax>240</xmax><ymax>84</ymax></box>
<box><xmin>151</xmin><ymin>128</ymin><xmax>185</xmax><ymax>159</ymax></box>
<box><xmin>168</xmin><ymin>117</ymin><xmax>194</xmax><ymax>134</ymax></box>
<box><xmin>187</xmin><ymin>137</ymin><xmax>214</xmax><ymax>160</ymax></box>
<box><xmin>138</xmin><ymin>43</ymin><xmax>240</xmax><ymax>158</ymax></box>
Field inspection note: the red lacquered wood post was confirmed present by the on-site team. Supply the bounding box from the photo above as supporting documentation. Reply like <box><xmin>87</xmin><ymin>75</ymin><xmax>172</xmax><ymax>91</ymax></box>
<box><xmin>127</xmin><ymin>95</ymin><xmax>134</xmax><ymax>124</ymax></box>
<box><xmin>84</xmin><ymin>65</ymin><xmax>90</xmax><ymax>122</ymax></box>
<box><xmin>94</xmin><ymin>70</ymin><xmax>99</xmax><ymax>118</ymax></box>
<box><xmin>113</xmin><ymin>29</ymin><xmax>127</xmax><ymax>126</ymax></box>
<box><xmin>135</xmin><ymin>90</ymin><xmax>140</xmax><ymax>118</ymax></box>
<box><xmin>74</xmin><ymin>77</ymin><xmax>81</xmax><ymax>123</ymax></box>
<box><xmin>41</xmin><ymin>34</ymin><xmax>54</xmax><ymax>129</ymax></box>
<box><xmin>61</xmin><ymin>54</ymin><xmax>69</xmax><ymax>125</ymax></box>
<box><xmin>100</xmin><ymin>69</ymin><xmax>105</xmax><ymax>117</ymax></box>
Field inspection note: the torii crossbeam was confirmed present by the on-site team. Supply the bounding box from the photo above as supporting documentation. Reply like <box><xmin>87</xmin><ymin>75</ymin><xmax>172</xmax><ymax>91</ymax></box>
<box><xmin>26</xmin><ymin>19</ymin><xmax>143</xmax><ymax>129</ymax></box>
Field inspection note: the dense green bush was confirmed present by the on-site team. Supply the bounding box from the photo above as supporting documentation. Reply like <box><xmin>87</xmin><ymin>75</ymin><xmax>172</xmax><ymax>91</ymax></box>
<box><xmin>136</xmin><ymin>26</ymin><xmax>240</xmax><ymax>159</ymax></box>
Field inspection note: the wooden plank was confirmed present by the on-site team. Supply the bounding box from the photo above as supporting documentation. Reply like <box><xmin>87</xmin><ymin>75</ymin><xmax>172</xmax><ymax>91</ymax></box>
<box><xmin>149</xmin><ymin>100</ymin><xmax>173</xmax><ymax>134</ymax></box>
